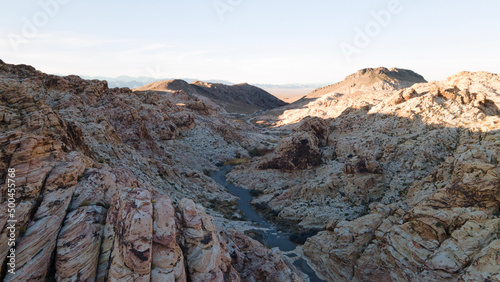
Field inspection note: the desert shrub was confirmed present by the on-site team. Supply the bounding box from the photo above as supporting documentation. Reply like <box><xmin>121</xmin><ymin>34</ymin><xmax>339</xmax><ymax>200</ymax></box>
<box><xmin>79</xmin><ymin>200</ymin><xmax>91</xmax><ymax>207</ymax></box>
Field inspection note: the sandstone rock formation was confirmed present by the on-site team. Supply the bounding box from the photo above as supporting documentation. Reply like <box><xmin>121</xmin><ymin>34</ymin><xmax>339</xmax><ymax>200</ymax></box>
<box><xmin>258</xmin><ymin>117</ymin><xmax>329</xmax><ymax>170</ymax></box>
<box><xmin>223</xmin><ymin>229</ymin><xmax>303</xmax><ymax>282</ymax></box>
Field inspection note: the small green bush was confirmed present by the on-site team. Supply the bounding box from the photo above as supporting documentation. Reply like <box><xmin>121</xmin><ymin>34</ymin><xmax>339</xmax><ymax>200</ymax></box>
<box><xmin>79</xmin><ymin>200</ymin><xmax>92</xmax><ymax>207</ymax></box>
<box><xmin>224</xmin><ymin>159</ymin><xmax>248</xmax><ymax>166</ymax></box>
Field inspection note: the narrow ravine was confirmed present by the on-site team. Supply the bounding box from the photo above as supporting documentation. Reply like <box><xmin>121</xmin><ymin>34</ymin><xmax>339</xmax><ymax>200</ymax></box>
<box><xmin>211</xmin><ymin>165</ymin><xmax>326</xmax><ymax>282</ymax></box>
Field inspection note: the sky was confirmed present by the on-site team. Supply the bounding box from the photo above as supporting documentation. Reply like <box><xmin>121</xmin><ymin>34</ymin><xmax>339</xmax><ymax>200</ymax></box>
<box><xmin>0</xmin><ymin>0</ymin><xmax>499</xmax><ymax>85</ymax></box>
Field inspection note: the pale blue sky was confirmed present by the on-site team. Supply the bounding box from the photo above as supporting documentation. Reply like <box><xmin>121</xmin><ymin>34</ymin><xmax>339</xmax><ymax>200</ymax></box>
<box><xmin>1</xmin><ymin>0</ymin><xmax>499</xmax><ymax>84</ymax></box>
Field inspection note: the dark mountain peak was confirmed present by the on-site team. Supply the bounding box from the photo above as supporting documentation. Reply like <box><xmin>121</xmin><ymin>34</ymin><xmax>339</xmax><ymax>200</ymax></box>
<box><xmin>136</xmin><ymin>79</ymin><xmax>287</xmax><ymax>114</ymax></box>
<box><xmin>233</xmin><ymin>82</ymin><xmax>250</xmax><ymax>87</ymax></box>
<box><xmin>163</xmin><ymin>79</ymin><xmax>190</xmax><ymax>89</ymax></box>
<box><xmin>134</xmin><ymin>79</ymin><xmax>190</xmax><ymax>92</ymax></box>
<box><xmin>191</xmin><ymin>80</ymin><xmax>210</xmax><ymax>86</ymax></box>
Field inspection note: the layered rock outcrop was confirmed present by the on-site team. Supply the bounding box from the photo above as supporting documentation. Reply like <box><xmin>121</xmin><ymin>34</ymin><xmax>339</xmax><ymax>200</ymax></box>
<box><xmin>258</xmin><ymin>117</ymin><xmax>329</xmax><ymax>170</ymax></box>
<box><xmin>223</xmin><ymin>229</ymin><xmax>303</xmax><ymax>282</ymax></box>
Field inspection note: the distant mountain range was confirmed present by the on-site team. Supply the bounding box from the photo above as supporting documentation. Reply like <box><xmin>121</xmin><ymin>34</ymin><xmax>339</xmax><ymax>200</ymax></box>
<box><xmin>80</xmin><ymin>75</ymin><xmax>234</xmax><ymax>89</ymax></box>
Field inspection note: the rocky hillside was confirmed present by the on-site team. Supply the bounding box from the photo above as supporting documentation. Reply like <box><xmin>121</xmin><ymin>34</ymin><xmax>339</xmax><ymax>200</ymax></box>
<box><xmin>227</xmin><ymin>71</ymin><xmax>500</xmax><ymax>281</ymax></box>
<box><xmin>0</xmin><ymin>60</ymin><xmax>301</xmax><ymax>281</ymax></box>
<box><xmin>304</xmin><ymin>67</ymin><xmax>427</xmax><ymax>99</ymax></box>
<box><xmin>253</xmin><ymin>67</ymin><xmax>427</xmax><ymax>126</ymax></box>
<box><xmin>135</xmin><ymin>79</ymin><xmax>288</xmax><ymax>114</ymax></box>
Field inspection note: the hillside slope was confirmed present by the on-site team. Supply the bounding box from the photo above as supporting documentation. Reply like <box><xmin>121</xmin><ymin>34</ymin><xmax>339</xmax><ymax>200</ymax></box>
<box><xmin>135</xmin><ymin>79</ymin><xmax>288</xmax><ymax>114</ymax></box>
<box><xmin>304</xmin><ymin>67</ymin><xmax>427</xmax><ymax>99</ymax></box>
<box><xmin>253</xmin><ymin>67</ymin><xmax>427</xmax><ymax>126</ymax></box>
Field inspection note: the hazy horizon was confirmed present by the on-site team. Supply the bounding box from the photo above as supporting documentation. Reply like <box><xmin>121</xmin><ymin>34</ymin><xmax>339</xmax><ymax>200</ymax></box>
<box><xmin>1</xmin><ymin>0</ymin><xmax>499</xmax><ymax>84</ymax></box>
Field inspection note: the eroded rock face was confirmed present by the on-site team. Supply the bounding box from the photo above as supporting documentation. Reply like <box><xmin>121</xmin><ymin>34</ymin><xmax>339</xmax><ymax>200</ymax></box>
<box><xmin>258</xmin><ymin>117</ymin><xmax>329</xmax><ymax>170</ymax></box>
<box><xmin>108</xmin><ymin>189</ymin><xmax>154</xmax><ymax>281</ymax></box>
<box><xmin>151</xmin><ymin>195</ymin><xmax>186</xmax><ymax>281</ymax></box>
<box><xmin>304</xmin><ymin>205</ymin><xmax>390</xmax><ymax>281</ymax></box>
<box><xmin>178</xmin><ymin>198</ymin><xmax>239</xmax><ymax>282</ymax></box>
<box><xmin>223</xmin><ymin>229</ymin><xmax>303</xmax><ymax>282</ymax></box>
<box><xmin>5</xmin><ymin>187</ymin><xmax>76</xmax><ymax>281</ymax></box>
<box><xmin>303</xmin><ymin>86</ymin><xmax>500</xmax><ymax>280</ymax></box>
<box><xmin>55</xmin><ymin>206</ymin><xmax>107</xmax><ymax>281</ymax></box>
